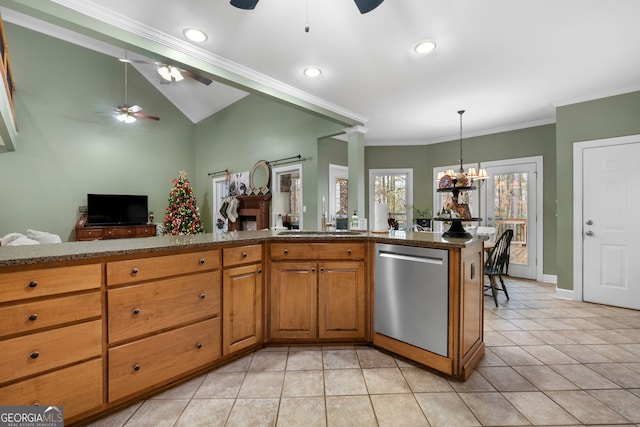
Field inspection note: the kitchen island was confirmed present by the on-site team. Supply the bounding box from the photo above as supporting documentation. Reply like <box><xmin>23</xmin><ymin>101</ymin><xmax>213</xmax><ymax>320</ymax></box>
<box><xmin>0</xmin><ymin>230</ymin><xmax>484</xmax><ymax>425</ymax></box>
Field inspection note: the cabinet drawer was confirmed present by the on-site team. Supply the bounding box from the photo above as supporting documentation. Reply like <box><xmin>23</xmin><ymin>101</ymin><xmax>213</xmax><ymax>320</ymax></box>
<box><xmin>0</xmin><ymin>358</ymin><xmax>102</xmax><ymax>419</ymax></box>
<box><xmin>108</xmin><ymin>271</ymin><xmax>220</xmax><ymax>343</ymax></box>
<box><xmin>76</xmin><ymin>228</ymin><xmax>103</xmax><ymax>240</ymax></box>
<box><xmin>107</xmin><ymin>250</ymin><xmax>220</xmax><ymax>286</ymax></box>
<box><xmin>0</xmin><ymin>292</ymin><xmax>101</xmax><ymax>337</ymax></box>
<box><xmin>223</xmin><ymin>244</ymin><xmax>262</xmax><ymax>267</ymax></box>
<box><xmin>108</xmin><ymin>317</ymin><xmax>220</xmax><ymax>402</ymax></box>
<box><xmin>0</xmin><ymin>264</ymin><xmax>102</xmax><ymax>304</ymax></box>
<box><xmin>0</xmin><ymin>320</ymin><xmax>102</xmax><ymax>384</ymax></box>
<box><xmin>111</xmin><ymin>227</ymin><xmax>136</xmax><ymax>238</ymax></box>
<box><xmin>270</xmin><ymin>242</ymin><xmax>365</xmax><ymax>260</ymax></box>
<box><xmin>135</xmin><ymin>225</ymin><xmax>156</xmax><ymax>237</ymax></box>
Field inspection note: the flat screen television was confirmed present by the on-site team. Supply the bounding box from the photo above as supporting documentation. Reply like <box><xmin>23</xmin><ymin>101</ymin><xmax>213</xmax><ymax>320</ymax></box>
<box><xmin>87</xmin><ymin>194</ymin><xmax>148</xmax><ymax>226</ymax></box>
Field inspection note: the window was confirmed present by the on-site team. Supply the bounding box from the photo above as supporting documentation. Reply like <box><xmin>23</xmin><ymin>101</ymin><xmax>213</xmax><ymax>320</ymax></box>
<box><xmin>329</xmin><ymin>164</ymin><xmax>348</xmax><ymax>228</ymax></box>
<box><xmin>369</xmin><ymin>169</ymin><xmax>413</xmax><ymax>230</ymax></box>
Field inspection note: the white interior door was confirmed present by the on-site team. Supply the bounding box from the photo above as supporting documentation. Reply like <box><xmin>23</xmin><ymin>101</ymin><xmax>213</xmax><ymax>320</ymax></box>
<box><xmin>581</xmin><ymin>140</ymin><xmax>640</xmax><ymax>309</ymax></box>
<box><xmin>481</xmin><ymin>158</ymin><xmax>541</xmax><ymax>280</ymax></box>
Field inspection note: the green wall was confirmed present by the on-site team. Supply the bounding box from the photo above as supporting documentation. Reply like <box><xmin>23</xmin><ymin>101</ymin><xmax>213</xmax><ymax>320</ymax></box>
<box><xmin>0</xmin><ymin>24</ymin><xmax>196</xmax><ymax>241</ymax></box>
<box><xmin>193</xmin><ymin>95</ymin><xmax>345</xmax><ymax>232</ymax></box>
<box><xmin>555</xmin><ymin>91</ymin><xmax>640</xmax><ymax>290</ymax></box>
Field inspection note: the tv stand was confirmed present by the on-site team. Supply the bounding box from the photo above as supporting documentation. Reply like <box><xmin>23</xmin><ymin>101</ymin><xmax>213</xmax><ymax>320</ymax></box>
<box><xmin>75</xmin><ymin>215</ymin><xmax>156</xmax><ymax>241</ymax></box>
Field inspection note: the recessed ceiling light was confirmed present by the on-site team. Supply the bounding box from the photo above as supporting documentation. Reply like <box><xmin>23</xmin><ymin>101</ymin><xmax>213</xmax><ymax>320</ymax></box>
<box><xmin>183</xmin><ymin>28</ymin><xmax>208</xmax><ymax>43</ymax></box>
<box><xmin>303</xmin><ymin>67</ymin><xmax>322</xmax><ymax>78</ymax></box>
<box><xmin>414</xmin><ymin>40</ymin><xmax>437</xmax><ymax>54</ymax></box>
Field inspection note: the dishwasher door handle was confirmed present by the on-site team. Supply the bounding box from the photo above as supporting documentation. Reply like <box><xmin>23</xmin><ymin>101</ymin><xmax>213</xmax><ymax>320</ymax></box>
<box><xmin>379</xmin><ymin>252</ymin><xmax>444</xmax><ymax>265</ymax></box>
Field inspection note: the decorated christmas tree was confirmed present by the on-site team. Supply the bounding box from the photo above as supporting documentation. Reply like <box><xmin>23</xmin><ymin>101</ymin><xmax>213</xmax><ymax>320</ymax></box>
<box><xmin>163</xmin><ymin>170</ymin><xmax>205</xmax><ymax>235</ymax></box>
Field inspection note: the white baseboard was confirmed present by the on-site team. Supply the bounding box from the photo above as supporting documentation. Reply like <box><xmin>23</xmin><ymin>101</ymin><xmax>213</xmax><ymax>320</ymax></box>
<box><xmin>556</xmin><ymin>287</ymin><xmax>576</xmax><ymax>301</ymax></box>
<box><xmin>542</xmin><ymin>274</ymin><xmax>557</xmax><ymax>284</ymax></box>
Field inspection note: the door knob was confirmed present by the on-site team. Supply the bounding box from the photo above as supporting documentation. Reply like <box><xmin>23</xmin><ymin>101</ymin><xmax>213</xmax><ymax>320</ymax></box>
<box><xmin>586</xmin><ymin>220</ymin><xmax>593</xmax><ymax>225</ymax></box>
<box><xmin>585</xmin><ymin>231</ymin><xmax>594</xmax><ymax>236</ymax></box>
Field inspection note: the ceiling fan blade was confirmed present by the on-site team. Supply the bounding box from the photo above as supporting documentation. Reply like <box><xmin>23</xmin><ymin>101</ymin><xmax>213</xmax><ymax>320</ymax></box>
<box><xmin>180</xmin><ymin>69</ymin><xmax>213</xmax><ymax>86</ymax></box>
<box><xmin>119</xmin><ymin>58</ymin><xmax>162</xmax><ymax>65</ymax></box>
<box><xmin>354</xmin><ymin>0</ymin><xmax>384</xmax><ymax>14</ymax></box>
<box><xmin>230</xmin><ymin>0</ymin><xmax>260</xmax><ymax>10</ymax></box>
<box><xmin>133</xmin><ymin>112</ymin><xmax>160</xmax><ymax>121</ymax></box>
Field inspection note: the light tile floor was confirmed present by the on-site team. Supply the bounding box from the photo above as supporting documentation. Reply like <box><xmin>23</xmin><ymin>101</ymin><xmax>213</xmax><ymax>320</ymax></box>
<box><xmin>88</xmin><ymin>279</ymin><xmax>640</xmax><ymax>426</ymax></box>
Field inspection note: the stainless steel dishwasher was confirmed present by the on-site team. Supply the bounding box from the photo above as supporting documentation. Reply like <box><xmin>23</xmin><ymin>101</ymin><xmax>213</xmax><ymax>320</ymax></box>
<box><xmin>374</xmin><ymin>243</ymin><xmax>449</xmax><ymax>357</ymax></box>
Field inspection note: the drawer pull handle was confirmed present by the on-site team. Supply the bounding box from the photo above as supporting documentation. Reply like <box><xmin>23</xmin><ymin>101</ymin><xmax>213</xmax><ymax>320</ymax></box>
<box><xmin>28</xmin><ymin>314</ymin><xmax>38</xmax><ymax>321</ymax></box>
<box><xmin>30</xmin><ymin>351</ymin><xmax>40</xmax><ymax>359</ymax></box>
<box><xmin>199</xmin><ymin>259</ymin><xmax>206</xmax><ymax>265</ymax></box>
<box><xmin>284</xmin><ymin>249</ymin><xmax>289</xmax><ymax>255</ymax></box>
<box><xmin>132</xmin><ymin>308</ymin><xmax>141</xmax><ymax>315</ymax></box>
<box><xmin>347</xmin><ymin>249</ymin><xmax>352</xmax><ymax>255</ymax></box>
<box><xmin>133</xmin><ymin>364</ymin><xmax>141</xmax><ymax>371</ymax></box>
<box><xmin>242</xmin><ymin>252</ymin><xmax>248</xmax><ymax>258</ymax></box>
<box><xmin>28</xmin><ymin>281</ymin><xmax>38</xmax><ymax>288</ymax></box>
<box><xmin>200</xmin><ymin>293</ymin><xmax>206</xmax><ymax>300</ymax></box>
<box><xmin>131</xmin><ymin>268</ymin><xmax>139</xmax><ymax>274</ymax></box>
<box><xmin>196</xmin><ymin>342</ymin><xmax>203</xmax><ymax>349</ymax></box>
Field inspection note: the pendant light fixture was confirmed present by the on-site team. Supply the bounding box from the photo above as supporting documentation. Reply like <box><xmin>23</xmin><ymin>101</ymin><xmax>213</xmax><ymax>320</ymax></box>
<box><xmin>450</xmin><ymin>110</ymin><xmax>489</xmax><ymax>184</ymax></box>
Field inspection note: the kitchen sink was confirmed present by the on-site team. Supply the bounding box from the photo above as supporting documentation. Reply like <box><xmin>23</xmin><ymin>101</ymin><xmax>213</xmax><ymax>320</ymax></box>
<box><xmin>277</xmin><ymin>230</ymin><xmax>363</xmax><ymax>237</ymax></box>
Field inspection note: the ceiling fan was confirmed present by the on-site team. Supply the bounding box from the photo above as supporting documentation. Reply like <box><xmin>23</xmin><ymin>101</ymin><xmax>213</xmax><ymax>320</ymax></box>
<box><xmin>118</xmin><ymin>58</ymin><xmax>213</xmax><ymax>86</ymax></box>
<box><xmin>230</xmin><ymin>0</ymin><xmax>384</xmax><ymax>14</ymax></box>
<box><xmin>114</xmin><ymin>60</ymin><xmax>160</xmax><ymax>123</ymax></box>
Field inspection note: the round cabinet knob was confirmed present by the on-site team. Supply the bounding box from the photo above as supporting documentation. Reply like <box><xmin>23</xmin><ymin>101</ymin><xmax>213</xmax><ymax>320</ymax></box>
<box><xmin>200</xmin><ymin>293</ymin><xmax>206</xmax><ymax>300</ymax></box>
<box><xmin>30</xmin><ymin>351</ymin><xmax>40</xmax><ymax>359</ymax></box>
<box><xmin>199</xmin><ymin>259</ymin><xmax>206</xmax><ymax>265</ymax></box>
<box><xmin>283</xmin><ymin>249</ymin><xmax>289</xmax><ymax>255</ymax></box>
<box><xmin>133</xmin><ymin>364</ymin><xmax>141</xmax><ymax>371</ymax></box>
<box><xmin>242</xmin><ymin>252</ymin><xmax>248</xmax><ymax>258</ymax></box>
<box><xmin>131</xmin><ymin>268</ymin><xmax>139</xmax><ymax>274</ymax></box>
<box><xmin>196</xmin><ymin>342</ymin><xmax>203</xmax><ymax>349</ymax></box>
<box><xmin>132</xmin><ymin>308</ymin><xmax>141</xmax><ymax>315</ymax></box>
<box><xmin>320</xmin><ymin>267</ymin><xmax>324</xmax><ymax>272</ymax></box>
<box><xmin>346</xmin><ymin>249</ymin><xmax>352</xmax><ymax>255</ymax></box>
<box><xmin>257</xmin><ymin>268</ymin><xmax>263</xmax><ymax>274</ymax></box>
<box><xmin>28</xmin><ymin>281</ymin><xmax>38</xmax><ymax>288</ymax></box>
<box><xmin>311</xmin><ymin>268</ymin><xmax>316</xmax><ymax>272</ymax></box>
<box><xmin>28</xmin><ymin>314</ymin><xmax>38</xmax><ymax>321</ymax></box>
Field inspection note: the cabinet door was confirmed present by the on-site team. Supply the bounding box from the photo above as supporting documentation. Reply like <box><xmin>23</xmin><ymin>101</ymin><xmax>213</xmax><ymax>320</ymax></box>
<box><xmin>223</xmin><ymin>263</ymin><xmax>263</xmax><ymax>355</ymax></box>
<box><xmin>318</xmin><ymin>261</ymin><xmax>366</xmax><ymax>340</ymax></box>
<box><xmin>269</xmin><ymin>262</ymin><xmax>317</xmax><ymax>340</ymax></box>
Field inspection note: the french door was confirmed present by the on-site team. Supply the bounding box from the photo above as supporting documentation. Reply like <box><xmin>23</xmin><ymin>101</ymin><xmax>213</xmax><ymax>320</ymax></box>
<box><xmin>481</xmin><ymin>157</ymin><xmax>542</xmax><ymax>280</ymax></box>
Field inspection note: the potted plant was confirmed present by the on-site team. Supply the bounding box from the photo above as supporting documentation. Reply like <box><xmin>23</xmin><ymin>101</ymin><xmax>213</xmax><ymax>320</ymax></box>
<box><xmin>413</xmin><ymin>206</ymin><xmax>432</xmax><ymax>229</ymax></box>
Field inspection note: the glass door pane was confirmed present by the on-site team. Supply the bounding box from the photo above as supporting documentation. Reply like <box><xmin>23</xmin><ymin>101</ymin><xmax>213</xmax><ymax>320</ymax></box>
<box><xmin>493</xmin><ymin>172</ymin><xmax>528</xmax><ymax>265</ymax></box>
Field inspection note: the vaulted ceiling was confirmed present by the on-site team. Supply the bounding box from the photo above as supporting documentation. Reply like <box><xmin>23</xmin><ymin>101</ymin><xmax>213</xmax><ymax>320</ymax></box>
<box><xmin>3</xmin><ymin>0</ymin><xmax>640</xmax><ymax>145</ymax></box>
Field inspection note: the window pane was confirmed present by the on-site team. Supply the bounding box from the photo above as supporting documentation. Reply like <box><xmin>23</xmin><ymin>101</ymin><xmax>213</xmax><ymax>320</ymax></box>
<box><xmin>334</xmin><ymin>177</ymin><xmax>348</xmax><ymax>216</ymax></box>
<box><xmin>493</xmin><ymin>172</ymin><xmax>528</xmax><ymax>264</ymax></box>
<box><xmin>374</xmin><ymin>174</ymin><xmax>408</xmax><ymax>229</ymax></box>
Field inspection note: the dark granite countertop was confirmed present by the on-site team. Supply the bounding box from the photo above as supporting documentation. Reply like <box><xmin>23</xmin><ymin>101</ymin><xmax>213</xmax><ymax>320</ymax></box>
<box><xmin>0</xmin><ymin>229</ymin><xmax>478</xmax><ymax>267</ymax></box>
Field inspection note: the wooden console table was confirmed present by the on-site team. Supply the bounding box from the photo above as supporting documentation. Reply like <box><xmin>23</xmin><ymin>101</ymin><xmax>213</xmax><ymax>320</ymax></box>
<box><xmin>75</xmin><ymin>216</ymin><xmax>156</xmax><ymax>241</ymax></box>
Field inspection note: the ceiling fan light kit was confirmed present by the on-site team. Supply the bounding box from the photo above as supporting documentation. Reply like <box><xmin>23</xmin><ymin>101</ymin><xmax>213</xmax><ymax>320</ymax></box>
<box><xmin>230</xmin><ymin>0</ymin><xmax>384</xmax><ymax>14</ymax></box>
<box><xmin>157</xmin><ymin>65</ymin><xmax>184</xmax><ymax>82</ymax></box>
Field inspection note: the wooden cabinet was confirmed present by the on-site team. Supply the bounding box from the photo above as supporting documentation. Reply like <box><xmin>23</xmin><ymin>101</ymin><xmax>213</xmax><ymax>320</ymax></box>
<box><xmin>269</xmin><ymin>242</ymin><xmax>367</xmax><ymax>342</ymax></box>
<box><xmin>227</xmin><ymin>195</ymin><xmax>271</xmax><ymax>231</ymax></box>
<box><xmin>222</xmin><ymin>244</ymin><xmax>263</xmax><ymax>355</ymax></box>
<box><xmin>0</xmin><ymin>263</ymin><xmax>103</xmax><ymax>420</ymax></box>
<box><xmin>106</xmin><ymin>249</ymin><xmax>221</xmax><ymax>402</ymax></box>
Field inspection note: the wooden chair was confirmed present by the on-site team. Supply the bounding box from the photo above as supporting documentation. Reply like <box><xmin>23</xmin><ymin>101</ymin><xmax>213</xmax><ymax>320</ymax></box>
<box><xmin>484</xmin><ymin>229</ymin><xmax>513</xmax><ymax>307</ymax></box>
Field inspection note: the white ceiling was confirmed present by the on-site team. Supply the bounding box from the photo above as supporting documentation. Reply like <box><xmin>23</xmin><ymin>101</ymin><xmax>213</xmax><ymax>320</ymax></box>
<box><xmin>4</xmin><ymin>0</ymin><xmax>640</xmax><ymax>145</ymax></box>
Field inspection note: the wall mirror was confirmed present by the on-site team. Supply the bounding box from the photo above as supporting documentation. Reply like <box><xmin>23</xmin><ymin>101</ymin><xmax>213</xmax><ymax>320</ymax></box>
<box><xmin>250</xmin><ymin>160</ymin><xmax>271</xmax><ymax>194</ymax></box>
